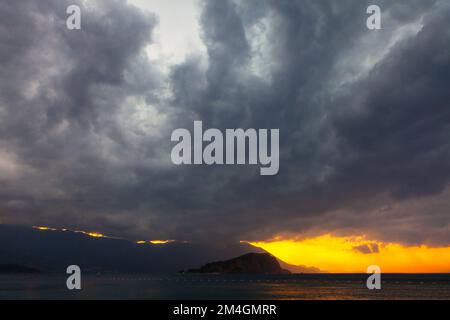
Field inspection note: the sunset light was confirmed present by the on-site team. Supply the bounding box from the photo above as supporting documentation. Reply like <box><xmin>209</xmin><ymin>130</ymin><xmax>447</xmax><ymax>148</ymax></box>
<box><xmin>150</xmin><ymin>240</ymin><xmax>175</xmax><ymax>245</ymax></box>
<box><xmin>33</xmin><ymin>226</ymin><xmax>107</xmax><ymax>239</ymax></box>
<box><xmin>250</xmin><ymin>235</ymin><xmax>450</xmax><ymax>273</ymax></box>
<box><xmin>3</xmin><ymin>0</ymin><xmax>450</xmax><ymax>302</ymax></box>
<box><xmin>33</xmin><ymin>226</ymin><xmax>57</xmax><ymax>231</ymax></box>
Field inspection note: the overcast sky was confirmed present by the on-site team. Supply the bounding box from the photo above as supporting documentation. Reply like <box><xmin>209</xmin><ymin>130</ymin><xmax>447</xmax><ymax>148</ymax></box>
<box><xmin>0</xmin><ymin>0</ymin><xmax>449</xmax><ymax>245</ymax></box>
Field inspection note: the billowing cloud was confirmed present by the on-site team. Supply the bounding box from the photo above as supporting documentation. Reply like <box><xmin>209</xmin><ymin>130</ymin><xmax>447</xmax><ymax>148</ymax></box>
<box><xmin>0</xmin><ymin>0</ymin><xmax>449</xmax><ymax>246</ymax></box>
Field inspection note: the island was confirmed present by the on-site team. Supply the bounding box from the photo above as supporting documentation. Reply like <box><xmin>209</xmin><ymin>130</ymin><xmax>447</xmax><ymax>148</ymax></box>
<box><xmin>187</xmin><ymin>253</ymin><xmax>291</xmax><ymax>274</ymax></box>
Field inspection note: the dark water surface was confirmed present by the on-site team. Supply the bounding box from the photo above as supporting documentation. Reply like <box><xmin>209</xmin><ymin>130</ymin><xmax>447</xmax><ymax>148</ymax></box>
<box><xmin>1</xmin><ymin>274</ymin><xmax>449</xmax><ymax>300</ymax></box>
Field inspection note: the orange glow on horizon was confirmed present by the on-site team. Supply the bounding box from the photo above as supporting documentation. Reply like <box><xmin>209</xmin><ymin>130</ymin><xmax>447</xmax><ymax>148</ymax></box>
<box><xmin>135</xmin><ymin>240</ymin><xmax>175</xmax><ymax>245</ymax></box>
<box><xmin>34</xmin><ymin>226</ymin><xmax>57</xmax><ymax>231</ymax></box>
<box><xmin>81</xmin><ymin>231</ymin><xmax>105</xmax><ymax>238</ymax></box>
<box><xmin>249</xmin><ymin>234</ymin><xmax>450</xmax><ymax>273</ymax></box>
<box><xmin>150</xmin><ymin>240</ymin><xmax>175</xmax><ymax>244</ymax></box>
<box><xmin>33</xmin><ymin>226</ymin><xmax>107</xmax><ymax>239</ymax></box>
<box><xmin>33</xmin><ymin>226</ymin><xmax>179</xmax><ymax>245</ymax></box>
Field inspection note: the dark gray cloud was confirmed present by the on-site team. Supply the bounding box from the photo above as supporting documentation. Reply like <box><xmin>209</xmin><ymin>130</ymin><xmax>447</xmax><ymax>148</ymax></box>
<box><xmin>1</xmin><ymin>0</ymin><xmax>449</xmax><ymax>245</ymax></box>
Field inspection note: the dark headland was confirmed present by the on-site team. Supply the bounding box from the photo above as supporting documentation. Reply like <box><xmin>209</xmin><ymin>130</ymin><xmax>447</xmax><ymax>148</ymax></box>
<box><xmin>186</xmin><ymin>252</ymin><xmax>291</xmax><ymax>274</ymax></box>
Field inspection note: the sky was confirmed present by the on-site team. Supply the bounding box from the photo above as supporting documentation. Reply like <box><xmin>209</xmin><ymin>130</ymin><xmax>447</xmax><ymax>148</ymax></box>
<box><xmin>128</xmin><ymin>0</ymin><xmax>205</xmax><ymax>63</ymax></box>
<box><xmin>1</xmin><ymin>0</ymin><xmax>450</xmax><ymax>272</ymax></box>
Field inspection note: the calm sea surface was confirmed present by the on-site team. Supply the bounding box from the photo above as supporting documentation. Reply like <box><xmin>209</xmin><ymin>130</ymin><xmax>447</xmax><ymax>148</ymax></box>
<box><xmin>1</xmin><ymin>274</ymin><xmax>449</xmax><ymax>300</ymax></box>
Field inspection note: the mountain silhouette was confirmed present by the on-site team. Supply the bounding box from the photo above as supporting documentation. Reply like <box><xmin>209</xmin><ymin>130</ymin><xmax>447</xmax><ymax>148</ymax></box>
<box><xmin>0</xmin><ymin>224</ymin><xmax>320</xmax><ymax>274</ymax></box>
<box><xmin>0</xmin><ymin>224</ymin><xmax>263</xmax><ymax>274</ymax></box>
<box><xmin>188</xmin><ymin>252</ymin><xmax>291</xmax><ymax>274</ymax></box>
<box><xmin>277</xmin><ymin>259</ymin><xmax>322</xmax><ymax>273</ymax></box>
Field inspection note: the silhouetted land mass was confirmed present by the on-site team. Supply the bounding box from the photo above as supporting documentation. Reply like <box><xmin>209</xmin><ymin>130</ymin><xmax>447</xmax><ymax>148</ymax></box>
<box><xmin>0</xmin><ymin>224</ymin><xmax>321</xmax><ymax>274</ymax></box>
<box><xmin>0</xmin><ymin>264</ymin><xmax>41</xmax><ymax>274</ymax></box>
<box><xmin>0</xmin><ymin>224</ymin><xmax>265</xmax><ymax>274</ymax></box>
<box><xmin>277</xmin><ymin>259</ymin><xmax>322</xmax><ymax>273</ymax></box>
<box><xmin>188</xmin><ymin>253</ymin><xmax>291</xmax><ymax>274</ymax></box>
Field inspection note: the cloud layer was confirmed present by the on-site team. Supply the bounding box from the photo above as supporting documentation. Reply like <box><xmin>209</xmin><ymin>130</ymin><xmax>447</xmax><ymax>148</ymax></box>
<box><xmin>1</xmin><ymin>0</ymin><xmax>449</xmax><ymax>245</ymax></box>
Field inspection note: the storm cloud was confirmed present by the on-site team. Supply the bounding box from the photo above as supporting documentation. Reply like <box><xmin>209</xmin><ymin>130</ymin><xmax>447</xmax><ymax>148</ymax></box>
<box><xmin>0</xmin><ymin>0</ymin><xmax>449</xmax><ymax>245</ymax></box>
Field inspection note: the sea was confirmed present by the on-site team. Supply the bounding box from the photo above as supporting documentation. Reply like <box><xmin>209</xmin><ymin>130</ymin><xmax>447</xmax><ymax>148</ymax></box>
<box><xmin>0</xmin><ymin>273</ymin><xmax>449</xmax><ymax>300</ymax></box>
